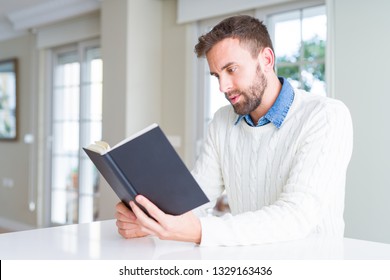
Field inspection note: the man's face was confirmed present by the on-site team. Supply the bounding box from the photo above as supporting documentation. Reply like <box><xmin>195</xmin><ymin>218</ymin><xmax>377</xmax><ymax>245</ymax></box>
<box><xmin>206</xmin><ymin>38</ymin><xmax>267</xmax><ymax>116</ymax></box>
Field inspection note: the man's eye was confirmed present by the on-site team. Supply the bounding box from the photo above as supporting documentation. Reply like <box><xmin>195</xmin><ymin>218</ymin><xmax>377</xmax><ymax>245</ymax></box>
<box><xmin>228</xmin><ymin>66</ymin><xmax>237</xmax><ymax>73</ymax></box>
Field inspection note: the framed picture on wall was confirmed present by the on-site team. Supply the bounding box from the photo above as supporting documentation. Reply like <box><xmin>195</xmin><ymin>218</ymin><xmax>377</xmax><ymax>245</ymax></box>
<box><xmin>0</xmin><ymin>58</ymin><xmax>17</xmax><ymax>140</ymax></box>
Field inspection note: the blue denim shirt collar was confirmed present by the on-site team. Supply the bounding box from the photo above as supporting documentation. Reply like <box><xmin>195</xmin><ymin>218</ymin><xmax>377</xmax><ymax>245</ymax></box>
<box><xmin>234</xmin><ymin>77</ymin><xmax>294</xmax><ymax>128</ymax></box>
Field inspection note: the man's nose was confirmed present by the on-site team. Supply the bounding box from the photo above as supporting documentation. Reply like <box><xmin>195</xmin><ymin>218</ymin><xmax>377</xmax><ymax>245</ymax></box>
<box><xmin>219</xmin><ymin>76</ymin><xmax>233</xmax><ymax>93</ymax></box>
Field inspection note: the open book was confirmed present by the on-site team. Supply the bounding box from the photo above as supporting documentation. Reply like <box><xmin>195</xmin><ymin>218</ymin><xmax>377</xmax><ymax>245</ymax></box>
<box><xmin>83</xmin><ymin>123</ymin><xmax>209</xmax><ymax>216</ymax></box>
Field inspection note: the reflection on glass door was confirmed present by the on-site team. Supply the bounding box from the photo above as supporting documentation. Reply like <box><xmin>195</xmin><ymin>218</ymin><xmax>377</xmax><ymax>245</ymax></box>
<box><xmin>50</xmin><ymin>41</ymin><xmax>102</xmax><ymax>225</ymax></box>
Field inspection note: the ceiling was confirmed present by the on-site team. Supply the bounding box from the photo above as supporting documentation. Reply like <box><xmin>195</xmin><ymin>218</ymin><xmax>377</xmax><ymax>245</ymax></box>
<box><xmin>0</xmin><ymin>0</ymin><xmax>101</xmax><ymax>42</ymax></box>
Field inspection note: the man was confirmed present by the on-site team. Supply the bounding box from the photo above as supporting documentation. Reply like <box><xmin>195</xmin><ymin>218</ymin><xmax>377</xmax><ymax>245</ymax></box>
<box><xmin>115</xmin><ymin>15</ymin><xmax>353</xmax><ymax>246</ymax></box>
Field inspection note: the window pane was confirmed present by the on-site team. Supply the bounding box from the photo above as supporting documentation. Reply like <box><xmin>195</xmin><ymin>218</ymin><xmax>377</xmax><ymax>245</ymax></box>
<box><xmin>52</xmin><ymin>121</ymin><xmax>80</xmax><ymax>154</ymax></box>
<box><xmin>53</xmin><ymin>87</ymin><xmax>80</xmax><ymax>121</ymax></box>
<box><xmin>273</xmin><ymin>10</ymin><xmax>301</xmax><ymax>64</ymax></box>
<box><xmin>276</xmin><ymin>65</ymin><xmax>300</xmax><ymax>83</ymax></box>
<box><xmin>54</xmin><ymin>55</ymin><xmax>80</xmax><ymax>87</ymax></box>
<box><xmin>303</xmin><ymin>37</ymin><xmax>326</xmax><ymax>61</ymax></box>
<box><xmin>302</xmin><ymin>6</ymin><xmax>326</xmax><ymax>61</ymax></box>
<box><xmin>83</xmin><ymin>84</ymin><xmax>102</xmax><ymax>121</ymax></box>
<box><xmin>51</xmin><ymin>156</ymin><xmax>79</xmax><ymax>224</ymax></box>
<box><xmin>78</xmin><ymin>158</ymin><xmax>99</xmax><ymax>223</ymax></box>
<box><xmin>51</xmin><ymin>156</ymin><xmax>78</xmax><ymax>190</ymax></box>
<box><xmin>301</xmin><ymin>63</ymin><xmax>326</xmax><ymax>95</ymax></box>
<box><xmin>302</xmin><ymin>6</ymin><xmax>327</xmax><ymax>41</ymax></box>
<box><xmin>89</xmin><ymin>58</ymin><xmax>103</xmax><ymax>83</ymax></box>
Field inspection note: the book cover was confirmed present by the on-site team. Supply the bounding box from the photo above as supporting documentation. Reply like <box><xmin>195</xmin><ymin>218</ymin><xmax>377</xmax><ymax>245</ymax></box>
<box><xmin>83</xmin><ymin>124</ymin><xmax>209</xmax><ymax>216</ymax></box>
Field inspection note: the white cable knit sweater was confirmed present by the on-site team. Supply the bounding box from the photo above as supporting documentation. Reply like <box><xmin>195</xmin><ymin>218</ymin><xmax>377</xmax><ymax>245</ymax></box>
<box><xmin>192</xmin><ymin>88</ymin><xmax>353</xmax><ymax>246</ymax></box>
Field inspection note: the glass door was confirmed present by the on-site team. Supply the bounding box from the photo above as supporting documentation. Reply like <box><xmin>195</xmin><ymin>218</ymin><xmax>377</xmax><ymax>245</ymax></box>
<box><xmin>50</xmin><ymin>41</ymin><xmax>102</xmax><ymax>225</ymax></box>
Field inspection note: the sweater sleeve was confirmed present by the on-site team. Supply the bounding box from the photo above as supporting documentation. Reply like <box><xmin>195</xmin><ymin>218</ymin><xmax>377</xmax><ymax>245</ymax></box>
<box><xmin>199</xmin><ymin>100</ymin><xmax>353</xmax><ymax>246</ymax></box>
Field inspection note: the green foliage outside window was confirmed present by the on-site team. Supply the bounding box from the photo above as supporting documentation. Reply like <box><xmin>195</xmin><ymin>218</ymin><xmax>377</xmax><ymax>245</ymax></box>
<box><xmin>277</xmin><ymin>36</ymin><xmax>326</xmax><ymax>93</ymax></box>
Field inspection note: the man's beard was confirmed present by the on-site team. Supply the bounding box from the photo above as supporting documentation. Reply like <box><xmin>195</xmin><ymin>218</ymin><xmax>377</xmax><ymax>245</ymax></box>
<box><xmin>225</xmin><ymin>64</ymin><xmax>267</xmax><ymax>116</ymax></box>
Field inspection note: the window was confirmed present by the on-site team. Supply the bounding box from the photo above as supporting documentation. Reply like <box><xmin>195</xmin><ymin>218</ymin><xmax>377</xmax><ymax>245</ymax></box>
<box><xmin>269</xmin><ymin>5</ymin><xmax>326</xmax><ymax>95</ymax></box>
<box><xmin>50</xmin><ymin>40</ymin><xmax>102</xmax><ymax>225</ymax></box>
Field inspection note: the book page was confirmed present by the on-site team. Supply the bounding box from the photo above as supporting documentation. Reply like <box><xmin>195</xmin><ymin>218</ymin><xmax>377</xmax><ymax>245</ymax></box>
<box><xmin>85</xmin><ymin>141</ymin><xmax>110</xmax><ymax>154</ymax></box>
<box><xmin>84</xmin><ymin>123</ymin><xmax>158</xmax><ymax>155</ymax></box>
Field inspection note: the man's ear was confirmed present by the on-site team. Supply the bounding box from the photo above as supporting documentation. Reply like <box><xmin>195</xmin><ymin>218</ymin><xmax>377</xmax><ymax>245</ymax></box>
<box><xmin>258</xmin><ymin>47</ymin><xmax>275</xmax><ymax>72</ymax></box>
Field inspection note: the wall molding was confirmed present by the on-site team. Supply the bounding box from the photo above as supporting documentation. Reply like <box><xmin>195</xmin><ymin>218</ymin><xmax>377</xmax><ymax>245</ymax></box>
<box><xmin>0</xmin><ymin>18</ymin><xmax>28</xmax><ymax>41</ymax></box>
<box><xmin>0</xmin><ymin>217</ymin><xmax>35</xmax><ymax>232</ymax></box>
<box><xmin>36</xmin><ymin>12</ymin><xmax>100</xmax><ymax>49</ymax></box>
<box><xmin>0</xmin><ymin>0</ymin><xmax>100</xmax><ymax>42</ymax></box>
<box><xmin>177</xmin><ymin>0</ymin><xmax>298</xmax><ymax>23</ymax></box>
<box><xmin>7</xmin><ymin>0</ymin><xmax>100</xmax><ymax>30</ymax></box>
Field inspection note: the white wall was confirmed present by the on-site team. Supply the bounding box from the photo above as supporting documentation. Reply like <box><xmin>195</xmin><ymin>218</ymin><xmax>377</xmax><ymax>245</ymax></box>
<box><xmin>98</xmin><ymin>0</ymin><xmax>163</xmax><ymax>220</ymax></box>
<box><xmin>0</xmin><ymin>34</ymin><xmax>37</xmax><ymax>230</ymax></box>
<box><xmin>332</xmin><ymin>0</ymin><xmax>390</xmax><ymax>243</ymax></box>
<box><xmin>161</xmin><ymin>0</ymin><xmax>189</xmax><ymax>159</ymax></box>
<box><xmin>99</xmin><ymin>0</ymin><xmax>129</xmax><ymax>220</ymax></box>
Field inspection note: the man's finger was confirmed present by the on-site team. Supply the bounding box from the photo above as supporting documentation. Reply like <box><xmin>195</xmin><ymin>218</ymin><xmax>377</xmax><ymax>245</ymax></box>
<box><xmin>116</xmin><ymin>218</ymin><xmax>138</xmax><ymax>230</ymax></box>
<box><xmin>116</xmin><ymin>201</ymin><xmax>133</xmax><ymax>215</ymax></box>
<box><xmin>135</xmin><ymin>195</ymin><xmax>167</xmax><ymax>221</ymax></box>
<box><xmin>115</xmin><ymin>211</ymin><xmax>136</xmax><ymax>222</ymax></box>
<box><xmin>115</xmin><ymin>202</ymin><xmax>138</xmax><ymax>223</ymax></box>
<box><xmin>118</xmin><ymin>227</ymin><xmax>148</xmax><ymax>239</ymax></box>
<box><xmin>130</xmin><ymin>199</ymin><xmax>165</xmax><ymax>235</ymax></box>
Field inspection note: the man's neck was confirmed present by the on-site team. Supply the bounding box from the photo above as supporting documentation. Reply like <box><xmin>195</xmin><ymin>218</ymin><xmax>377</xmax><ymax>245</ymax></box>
<box><xmin>249</xmin><ymin>74</ymin><xmax>282</xmax><ymax>124</ymax></box>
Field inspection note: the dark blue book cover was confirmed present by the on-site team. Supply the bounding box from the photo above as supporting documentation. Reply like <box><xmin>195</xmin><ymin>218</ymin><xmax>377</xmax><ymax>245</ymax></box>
<box><xmin>83</xmin><ymin>124</ymin><xmax>209</xmax><ymax>215</ymax></box>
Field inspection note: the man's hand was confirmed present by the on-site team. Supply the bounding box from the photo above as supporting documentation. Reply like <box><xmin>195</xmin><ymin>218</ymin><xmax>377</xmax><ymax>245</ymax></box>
<box><xmin>115</xmin><ymin>195</ymin><xmax>202</xmax><ymax>244</ymax></box>
<box><xmin>115</xmin><ymin>201</ymin><xmax>149</xmax><ymax>239</ymax></box>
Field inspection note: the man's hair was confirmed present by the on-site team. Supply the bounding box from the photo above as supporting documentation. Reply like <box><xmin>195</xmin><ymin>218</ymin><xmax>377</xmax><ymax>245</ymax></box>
<box><xmin>194</xmin><ymin>15</ymin><xmax>274</xmax><ymax>58</ymax></box>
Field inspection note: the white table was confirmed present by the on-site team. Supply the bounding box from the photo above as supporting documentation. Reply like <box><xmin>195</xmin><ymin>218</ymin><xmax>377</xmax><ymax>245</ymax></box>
<box><xmin>0</xmin><ymin>219</ymin><xmax>389</xmax><ymax>260</ymax></box>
